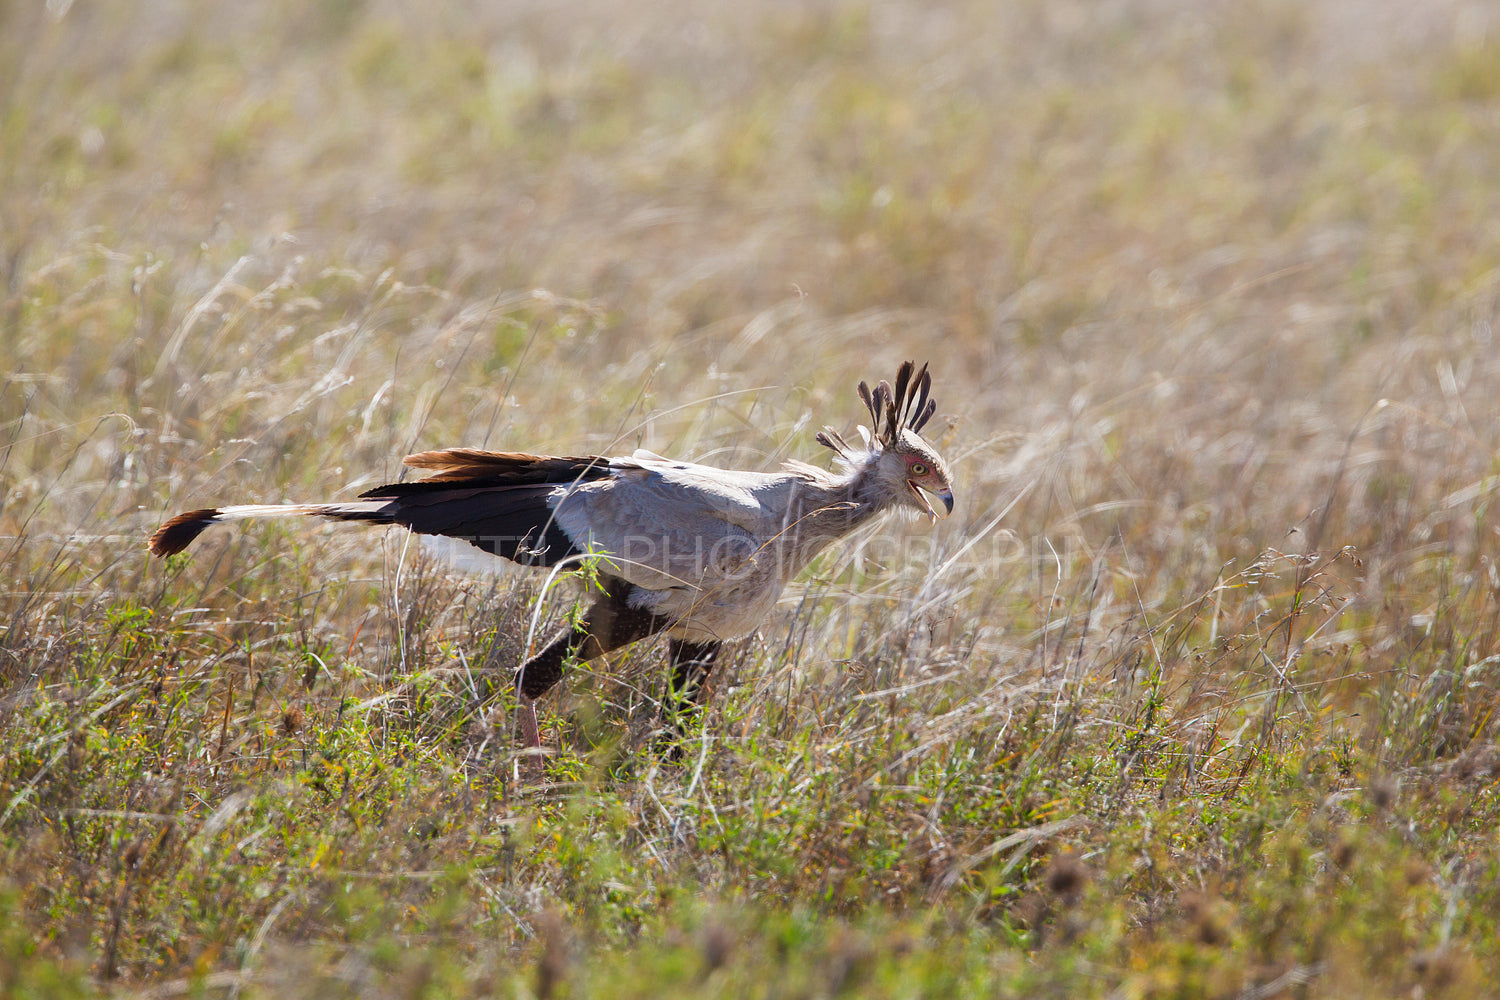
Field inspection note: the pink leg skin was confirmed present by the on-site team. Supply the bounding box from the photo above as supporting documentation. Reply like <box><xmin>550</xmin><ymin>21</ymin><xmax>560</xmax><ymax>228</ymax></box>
<box><xmin>517</xmin><ymin>696</ymin><xmax>542</xmax><ymax>747</ymax></box>
<box><xmin>516</xmin><ymin>695</ymin><xmax>544</xmax><ymax>778</ymax></box>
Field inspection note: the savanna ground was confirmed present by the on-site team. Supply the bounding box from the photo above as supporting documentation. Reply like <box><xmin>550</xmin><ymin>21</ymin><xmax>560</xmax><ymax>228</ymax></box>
<box><xmin>4</xmin><ymin>0</ymin><xmax>1500</xmax><ymax>996</ymax></box>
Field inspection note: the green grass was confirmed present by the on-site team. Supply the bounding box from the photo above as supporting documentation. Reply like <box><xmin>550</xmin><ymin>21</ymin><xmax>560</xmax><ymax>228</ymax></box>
<box><xmin>5</xmin><ymin>0</ymin><xmax>1500</xmax><ymax>996</ymax></box>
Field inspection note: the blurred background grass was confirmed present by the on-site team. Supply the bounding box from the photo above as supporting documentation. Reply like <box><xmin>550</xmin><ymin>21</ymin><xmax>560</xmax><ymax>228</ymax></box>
<box><xmin>4</xmin><ymin>0</ymin><xmax>1500</xmax><ymax>996</ymax></box>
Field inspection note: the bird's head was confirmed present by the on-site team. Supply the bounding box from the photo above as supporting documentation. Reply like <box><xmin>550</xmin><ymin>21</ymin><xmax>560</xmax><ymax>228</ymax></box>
<box><xmin>816</xmin><ymin>360</ymin><xmax>956</xmax><ymax>522</ymax></box>
<box><xmin>884</xmin><ymin>426</ymin><xmax>955</xmax><ymax>521</ymax></box>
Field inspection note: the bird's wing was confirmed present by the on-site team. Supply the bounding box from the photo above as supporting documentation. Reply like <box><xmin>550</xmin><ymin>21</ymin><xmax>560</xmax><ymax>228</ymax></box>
<box><xmin>552</xmin><ymin>457</ymin><xmax>784</xmax><ymax>594</ymax></box>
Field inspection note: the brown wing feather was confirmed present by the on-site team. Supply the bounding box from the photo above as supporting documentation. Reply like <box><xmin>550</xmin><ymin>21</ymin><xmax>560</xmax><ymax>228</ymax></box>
<box><xmin>397</xmin><ymin>449</ymin><xmax>608</xmax><ymax>485</ymax></box>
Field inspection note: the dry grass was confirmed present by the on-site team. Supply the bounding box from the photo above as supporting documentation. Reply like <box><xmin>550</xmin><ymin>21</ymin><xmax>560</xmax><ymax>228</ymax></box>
<box><xmin>4</xmin><ymin>0</ymin><xmax>1500</xmax><ymax>996</ymax></box>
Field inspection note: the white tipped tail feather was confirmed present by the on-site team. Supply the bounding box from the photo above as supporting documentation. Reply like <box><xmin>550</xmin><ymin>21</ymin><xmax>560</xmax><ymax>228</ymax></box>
<box><xmin>147</xmin><ymin>502</ymin><xmax>395</xmax><ymax>556</ymax></box>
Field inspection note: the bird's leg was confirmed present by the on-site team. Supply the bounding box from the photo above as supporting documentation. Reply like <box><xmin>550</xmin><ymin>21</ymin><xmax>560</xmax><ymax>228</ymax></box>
<box><xmin>514</xmin><ymin>624</ymin><xmax>590</xmax><ymax>702</ymax></box>
<box><xmin>508</xmin><ymin>590</ymin><xmax>668</xmax><ymax>766</ymax></box>
<box><xmin>517</xmin><ymin>696</ymin><xmax>542</xmax><ymax>752</ymax></box>
<box><xmin>665</xmin><ymin>639</ymin><xmax>723</xmax><ymax>714</ymax></box>
<box><xmin>658</xmin><ymin>639</ymin><xmax>723</xmax><ymax>757</ymax></box>
<box><xmin>509</xmin><ymin>626</ymin><xmax>580</xmax><ymax>776</ymax></box>
<box><xmin>509</xmin><ymin>620</ymin><xmax>599</xmax><ymax>773</ymax></box>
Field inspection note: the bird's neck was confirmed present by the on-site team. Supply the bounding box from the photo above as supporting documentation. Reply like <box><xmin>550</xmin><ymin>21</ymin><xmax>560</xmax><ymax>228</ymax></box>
<box><xmin>790</xmin><ymin>457</ymin><xmax>896</xmax><ymax>544</ymax></box>
<box><xmin>761</xmin><ymin>458</ymin><xmax>899</xmax><ymax>584</ymax></box>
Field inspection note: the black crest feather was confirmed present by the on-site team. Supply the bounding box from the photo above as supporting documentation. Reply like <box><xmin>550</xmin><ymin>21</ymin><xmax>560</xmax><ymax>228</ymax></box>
<box><xmin>851</xmin><ymin>361</ymin><xmax>938</xmax><ymax>449</ymax></box>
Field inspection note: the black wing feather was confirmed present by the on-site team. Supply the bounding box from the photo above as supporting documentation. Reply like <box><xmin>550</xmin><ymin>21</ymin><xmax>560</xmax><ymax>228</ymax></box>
<box><xmin>359</xmin><ymin>450</ymin><xmax>612</xmax><ymax>566</ymax></box>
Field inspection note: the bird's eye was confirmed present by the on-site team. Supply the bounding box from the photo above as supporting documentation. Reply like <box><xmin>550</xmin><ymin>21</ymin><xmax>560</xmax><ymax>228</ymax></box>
<box><xmin>910</xmin><ymin>462</ymin><xmax>928</xmax><ymax>476</ymax></box>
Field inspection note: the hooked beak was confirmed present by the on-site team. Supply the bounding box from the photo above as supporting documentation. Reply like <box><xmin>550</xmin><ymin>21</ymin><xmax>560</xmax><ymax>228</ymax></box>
<box><xmin>908</xmin><ymin>481</ymin><xmax>956</xmax><ymax>523</ymax></box>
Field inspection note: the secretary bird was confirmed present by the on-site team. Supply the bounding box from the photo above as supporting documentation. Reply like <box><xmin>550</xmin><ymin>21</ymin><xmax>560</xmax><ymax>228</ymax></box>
<box><xmin>149</xmin><ymin>360</ymin><xmax>955</xmax><ymax>751</ymax></box>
